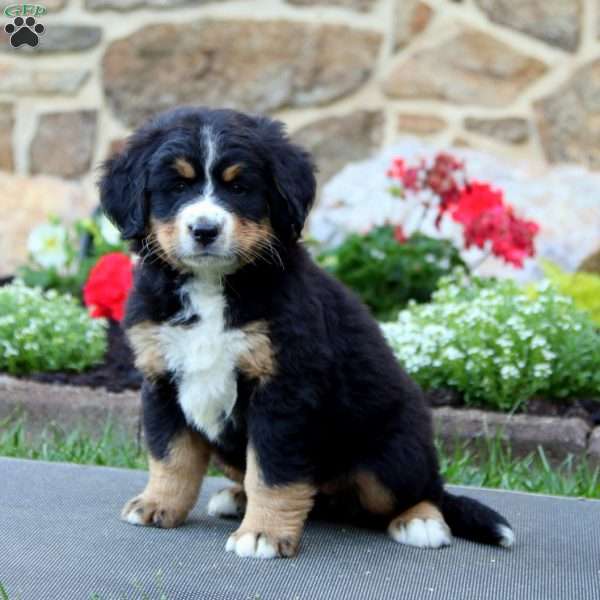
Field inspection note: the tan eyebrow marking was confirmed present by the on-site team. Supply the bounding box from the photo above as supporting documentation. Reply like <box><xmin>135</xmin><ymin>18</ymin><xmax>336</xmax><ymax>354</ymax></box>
<box><xmin>222</xmin><ymin>163</ymin><xmax>243</xmax><ymax>182</ymax></box>
<box><xmin>173</xmin><ymin>158</ymin><xmax>196</xmax><ymax>179</ymax></box>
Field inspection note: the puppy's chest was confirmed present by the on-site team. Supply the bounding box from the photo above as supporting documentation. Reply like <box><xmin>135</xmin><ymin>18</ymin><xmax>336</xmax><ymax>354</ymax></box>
<box><xmin>158</xmin><ymin>280</ymin><xmax>248</xmax><ymax>441</ymax></box>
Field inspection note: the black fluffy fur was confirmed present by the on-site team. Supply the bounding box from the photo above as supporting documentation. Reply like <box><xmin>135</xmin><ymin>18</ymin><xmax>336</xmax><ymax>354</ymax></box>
<box><xmin>100</xmin><ymin>106</ymin><xmax>513</xmax><ymax>547</ymax></box>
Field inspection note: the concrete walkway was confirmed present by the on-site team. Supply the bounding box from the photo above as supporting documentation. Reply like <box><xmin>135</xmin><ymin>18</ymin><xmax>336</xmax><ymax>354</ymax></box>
<box><xmin>1</xmin><ymin>457</ymin><xmax>599</xmax><ymax>600</ymax></box>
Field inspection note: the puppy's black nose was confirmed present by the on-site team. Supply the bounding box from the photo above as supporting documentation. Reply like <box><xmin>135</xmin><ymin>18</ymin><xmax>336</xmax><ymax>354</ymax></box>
<box><xmin>188</xmin><ymin>220</ymin><xmax>222</xmax><ymax>246</ymax></box>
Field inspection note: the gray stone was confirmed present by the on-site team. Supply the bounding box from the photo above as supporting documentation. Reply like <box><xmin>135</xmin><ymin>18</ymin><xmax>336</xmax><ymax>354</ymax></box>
<box><xmin>286</xmin><ymin>0</ymin><xmax>377</xmax><ymax>11</ymax></box>
<box><xmin>464</xmin><ymin>117</ymin><xmax>530</xmax><ymax>144</ymax></box>
<box><xmin>30</xmin><ymin>111</ymin><xmax>97</xmax><ymax>178</ymax></box>
<box><xmin>434</xmin><ymin>407</ymin><xmax>591</xmax><ymax>459</ymax></box>
<box><xmin>534</xmin><ymin>59</ymin><xmax>600</xmax><ymax>170</ymax></box>
<box><xmin>588</xmin><ymin>427</ymin><xmax>600</xmax><ymax>463</ymax></box>
<box><xmin>0</xmin><ymin>65</ymin><xmax>89</xmax><ymax>94</ymax></box>
<box><xmin>394</xmin><ymin>0</ymin><xmax>433</xmax><ymax>49</ymax></box>
<box><xmin>383</xmin><ymin>29</ymin><xmax>547</xmax><ymax>107</ymax></box>
<box><xmin>85</xmin><ymin>0</ymin><xmax>210</xmax><ymax>9</ymax></box>
<box><xmin>0</xmin><ymin>103</ymin><xmax>14</xmax><ymax>171</ymax></box>
<box><xmin>0</xmin><ymin>25</ymin><xmax>102</xmax><ymax>53</ymax></box>
<box><xmin>475</xmin><ymin>0</ymin><xmax>582</xmax><ymax>52</ymax></box>
<box><xmin>102</xmin><ymin>20</ymin><xmax>381</xmax><ymax>128</ymax></box>
<box><xmin>292</xmin><ymin>111</ymin><xmax>383</xmax><ymax>191</ymax></box>
<box><xmin>0</xmin><ymin>375</ymin><xmax>139</xmax><ymax>437</ymax></box>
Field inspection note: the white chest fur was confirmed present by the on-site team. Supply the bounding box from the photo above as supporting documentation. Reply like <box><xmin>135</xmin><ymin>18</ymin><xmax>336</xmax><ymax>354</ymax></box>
<box><xmin>158</xmin><ymin>278</ymin><xmax>248</xmax><ymax>441</ymax></box>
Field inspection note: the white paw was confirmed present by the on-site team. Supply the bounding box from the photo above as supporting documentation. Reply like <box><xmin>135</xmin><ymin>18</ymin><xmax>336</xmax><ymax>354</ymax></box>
<box><xmin>225</xmin><ymin>532</ymin><xmax>278</xmax><ymax>559</ymax></box>
<box><xmin>389</xmin><ymin>518</ymin><xmax>452</xmax><ymax>549</ymax></box>
<box><xmin>207</xmin><ymin>488</ymin><xmax>245</xmax><ymax>518</ymax></box>
<box><xmin>497</xmin><ymin>524</ymin><xmax>515</xmax><ymax>548</ymax></box>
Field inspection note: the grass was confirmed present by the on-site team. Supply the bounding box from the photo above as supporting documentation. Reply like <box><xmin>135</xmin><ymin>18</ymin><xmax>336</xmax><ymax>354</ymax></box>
<box><xmin>1</xmin><ymin>417</ymin><xmax>598</xmax><ymax>499</ymax></box>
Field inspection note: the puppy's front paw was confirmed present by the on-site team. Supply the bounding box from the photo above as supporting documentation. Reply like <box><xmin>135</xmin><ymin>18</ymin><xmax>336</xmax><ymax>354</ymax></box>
<box><xmin>225</xmin><ymin>530</ymin><xmax>298</xmax><ymax>559</ymax></box>
<box><xmin>121</xmin><ymin>495</ymin><xmax>187</xmax><ymax>528</ymax></box>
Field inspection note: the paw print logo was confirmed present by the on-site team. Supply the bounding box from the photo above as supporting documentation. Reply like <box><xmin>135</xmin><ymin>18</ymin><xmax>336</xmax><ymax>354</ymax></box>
<box><xmin>4</xmin><ymin>16</ymin><xmax>45</xmax><ymax>48</ymax></box>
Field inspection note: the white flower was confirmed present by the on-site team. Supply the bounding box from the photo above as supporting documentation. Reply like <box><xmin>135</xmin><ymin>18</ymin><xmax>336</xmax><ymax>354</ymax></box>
<box><xmin>98</xmin><ymin>214</ymin><xmax>121</xmax><ymax>246</ymax></box>
<box><xmin>27</xmin><ymin>223</ymin><xmax>68</xmax><ymax>269</ymax></box>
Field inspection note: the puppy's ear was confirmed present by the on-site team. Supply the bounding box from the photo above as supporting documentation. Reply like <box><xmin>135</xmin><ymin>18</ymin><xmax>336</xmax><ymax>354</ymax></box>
<box><xmin>267</xmin><ymin>128</ymin><xmax>316</xmax><ymax>242</ymax></box>
<box><xmin>99</xmin><ymin>141</ymin><xmax>152</xmax><ymax>240</ymax></box>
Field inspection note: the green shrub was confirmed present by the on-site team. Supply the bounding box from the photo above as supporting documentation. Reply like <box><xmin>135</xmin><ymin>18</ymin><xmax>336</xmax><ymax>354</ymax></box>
<box><xmin>381</xmin><ymin>271</ymin><xmax>600</xmax><ymax>411</ymax></box>
<box><xmin>318</xmin><ymin>227</ymin><xmax>467</xmax><ymax>320</ymax></box>
<box><xmin>541</xmin><ymin>260</ymin><xmax>600</xmax><ymax>326</ymax></box>
<box><xmin>0</xmin><ymin>281</ymin><xmax>107</xmax><ymax>375</ymax></box>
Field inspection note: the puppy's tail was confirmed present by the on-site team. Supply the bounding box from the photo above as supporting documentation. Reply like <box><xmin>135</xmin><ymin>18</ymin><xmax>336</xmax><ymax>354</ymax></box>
<box><xmin>440</xmin><ymin>491</ymin><xmax>515</xmax><ymax>548</ymax></box>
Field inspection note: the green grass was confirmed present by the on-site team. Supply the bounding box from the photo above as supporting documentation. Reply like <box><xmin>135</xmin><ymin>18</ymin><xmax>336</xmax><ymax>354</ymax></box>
<box><xmin>1</xmin><ymin>418</ymin><xmax>598</xmax><ymax>499</ymax></box>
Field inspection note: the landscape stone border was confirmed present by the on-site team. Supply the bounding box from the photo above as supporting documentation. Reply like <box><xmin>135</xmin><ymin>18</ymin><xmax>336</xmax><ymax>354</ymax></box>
<box><xmin>1</xmin><ymin>375</ymin><xmax>598</xmax><ymax>464</ymax></box>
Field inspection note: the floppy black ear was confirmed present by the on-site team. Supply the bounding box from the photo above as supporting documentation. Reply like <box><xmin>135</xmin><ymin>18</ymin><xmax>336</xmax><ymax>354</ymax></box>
<box><xmin>266</xmin><ymin>126</ymin><xmax>317</xmax><ymax>242</ymax></box>
<box><xmin>99</xmin><ymin>140</ymin><xmax>152</xmax><ymax>241</ymax></box>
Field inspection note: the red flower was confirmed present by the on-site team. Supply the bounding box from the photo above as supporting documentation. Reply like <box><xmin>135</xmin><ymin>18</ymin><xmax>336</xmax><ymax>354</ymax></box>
<box><xmin>83</xmin><ymin>252</ymin><xmax>133</xmax><ymax>321</ymax></box>
<box><xmin>451</xmin><ymin>182</ymin><xmax>504</xmax><ymax>226</ymax></box>
<box><xmin>393</xmin><ymin>225</ymin><xmax>407</xmax><ymax>244</ymax></box>
<box><xmin>455</xmin><ymin>186</ymin><xmax>539</xmax><ymax>268</ymax></box>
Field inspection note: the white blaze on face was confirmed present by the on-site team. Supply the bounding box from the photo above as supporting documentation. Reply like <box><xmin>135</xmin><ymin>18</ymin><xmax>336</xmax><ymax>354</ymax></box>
<box><xmin>176</xmin><ymin>126</ymin><xmax>234</xmax><ymax>261</ymax></box>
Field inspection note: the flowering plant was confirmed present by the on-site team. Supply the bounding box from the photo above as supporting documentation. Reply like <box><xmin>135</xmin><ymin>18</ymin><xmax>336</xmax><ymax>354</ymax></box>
<box><xmin>83</xmin><ymin>253</ymin><xmax>133</xmax><ymax>322</ymax></box>
<box><xmin>20</xmin><ymin>213</ymin><xmax>127</xmax><ymax>298</ymax></box>
<box><xmin>0</xmin><ymin>280</ymin><xmax>107</xmax><ymax>375</ymax></box>
<box><xmin>387</xmin><ymin>153</ymin><xmax>539</xmax><ymax>268</ymax></box>
<box><xmin>382</xmin><ymin>271</ymin><xmax>600</xmax><ymax>411</ymax></box>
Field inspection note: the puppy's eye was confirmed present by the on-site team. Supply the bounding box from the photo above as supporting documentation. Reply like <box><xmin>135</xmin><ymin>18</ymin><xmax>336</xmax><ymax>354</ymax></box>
<box><xmin>173</xmin><ymin>181</ymin><xmax>187</xmax><ymax>193</ymax></box>
<box><xmin>230</xmin><ymin>182</ymin><xmax>247</xmax><ymax>195</ymax></box>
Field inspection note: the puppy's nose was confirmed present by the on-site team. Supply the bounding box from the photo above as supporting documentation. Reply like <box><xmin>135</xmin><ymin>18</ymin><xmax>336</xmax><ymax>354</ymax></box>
<box><xmin>188</xmin><ymin>219</ymin><xmax>222</xmax><ymax>246</ymax></box>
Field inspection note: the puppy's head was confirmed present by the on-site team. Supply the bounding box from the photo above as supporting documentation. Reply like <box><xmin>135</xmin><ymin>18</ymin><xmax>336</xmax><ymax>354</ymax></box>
<box><xmin>100</xmin><ymin>107</ymin><xmax>316</xmax><ymax>273</ymax></box>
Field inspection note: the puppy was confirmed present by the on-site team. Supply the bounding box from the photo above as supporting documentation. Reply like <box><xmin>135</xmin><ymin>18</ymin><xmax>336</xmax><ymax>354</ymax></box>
<box><xmin>100</xmin><ymin>107</ymin><xmax>514</xmax><ymax>559</ymax></box>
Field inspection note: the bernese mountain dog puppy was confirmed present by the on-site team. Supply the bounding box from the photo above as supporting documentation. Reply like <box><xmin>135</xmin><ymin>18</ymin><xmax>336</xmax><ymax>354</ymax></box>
<box><xmin>100</xmin><ymin>106</ymin><xmax>515</xmax><ymax>559</ymax></box>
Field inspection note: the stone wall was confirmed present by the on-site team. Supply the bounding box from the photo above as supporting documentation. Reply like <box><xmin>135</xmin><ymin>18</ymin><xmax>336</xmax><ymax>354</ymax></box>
<box><xmin>0</xmin><ymin>0</ymin><xmax>599</xmax><ymax>205</ymax></box>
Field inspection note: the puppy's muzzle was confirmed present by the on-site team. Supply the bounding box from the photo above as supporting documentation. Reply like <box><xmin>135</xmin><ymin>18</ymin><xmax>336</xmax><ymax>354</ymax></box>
<box><xmin>188</xmin><ymin>218</ymin><xmax>222</xmax><ymax>247</ymax></box>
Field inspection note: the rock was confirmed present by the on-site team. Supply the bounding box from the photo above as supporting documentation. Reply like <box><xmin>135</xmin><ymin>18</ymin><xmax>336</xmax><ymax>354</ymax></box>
<box><xmin>394</xmin><ymin>0</ymin><xmax>433</xmax><ymax>49</ymax></box>
<box><xmin>0</xmin><ymin>64</ymin><xmax>89</xmax><ymax>94</ymax></box>
<box><xmin>433</xmin><ymin>407</ymin><xmax>591</xmax><ymax>459</ymax></box>
<box><xmin>102</xmin><ymin>20</ymin><xmax>381</xmax><ymax>128</ymax></box>
<box><xmin>85</xmin><ymin>0</ymin><xmax>208</xmax><ymax>9</ymax></box>
<box><xmin>464</xmin><ymin>117</ymin><xmax>530</xmax><ymax>144</ymax></box>
<box><xmin>292</xmin><ymin>111</ymin><xmax>383</xmax><ymax>192</ymax></box>
<box><xmin>0</xmin><ymin>172</ymin><xmax>94</xmax><ymax>277</ymax></box>
<box><xmin>382</xmin><ymin>29</ymin><xmax>547</xmax><ymax>107</ymax></box>
<box><xmin>0</xmin><ymin>375</ymin><xmax>139</xmax><ymax>438</ymax></box>
<box><xmin>312</xmin><ymin>139</ymin><xmax>600</xmax><ymax>281</ymax></box>
<box><xmin>579</xmin><ymin>249</ymin><xmax>600</xmax><ymax>274</ymax></box>
<box><xmin>0</xmin><ymin>103</ymin><xmax>14</xmax><ymax>171</ymax></box>
<box><xmin>0</xmin><ymin>25</ymin><xmax>101</xmax><ymax>53</ymax></box>
<box><xmin>588</xmin><ymin>427</ymin><xmax>600</xmax><ymax>463</ymax></box>
<box><xmin>534</xmin><ymin>59</ymin><xmax>600</xmax><ymax>171</ymax></box>
<box><xmin>285</xmin><ymin>0</ymin><xmax>377</xmax><ymax>11</ymax></box>
<box><xmin>30</xmin><ymin>111</ymin><xmax>97</xmax><ymax>178</ymax></box>
<box><xmin>397</xmin><ymin>113</ymin><xmax>447</xmax><ymax>135</ymax></box>
<box><xmin>474</xmin><ymin>0</ymin><xmax>582</xmax><ymax>52</ymax></box>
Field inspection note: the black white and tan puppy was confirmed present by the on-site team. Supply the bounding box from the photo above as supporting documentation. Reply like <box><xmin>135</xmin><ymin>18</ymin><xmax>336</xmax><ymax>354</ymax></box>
<box><xmin>100</xmin><ymin>106</ymin><xmax>515</xmax><ymax>559</ymax></box>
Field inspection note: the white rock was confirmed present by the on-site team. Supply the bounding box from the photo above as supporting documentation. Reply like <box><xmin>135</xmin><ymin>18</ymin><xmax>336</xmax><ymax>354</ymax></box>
<box><xmin>309</xmin><ymin>138</ymin><xmax>600</xmax><ymax>282</ymax></box>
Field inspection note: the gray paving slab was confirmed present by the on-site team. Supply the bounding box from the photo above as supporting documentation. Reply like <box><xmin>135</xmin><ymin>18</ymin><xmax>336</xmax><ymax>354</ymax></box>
<box><xmin>0</xmin><ymin>457</ymin><xmax>599</xmax><ymax>600</ymax></box>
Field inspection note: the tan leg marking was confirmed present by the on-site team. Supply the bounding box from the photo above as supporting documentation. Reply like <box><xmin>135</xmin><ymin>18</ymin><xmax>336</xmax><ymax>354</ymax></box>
<box><xmin>126</xmin><ymin>321</ymin><xmax>167</xmax><ymax>380</ymax></box>
<box><xmin>354</xmin><ymin>470</ymin><xmax>396</xmax><ymax>516</ymax></box>
<box><xmin>226</xmin><ymin>447</ymin><xmax>315</xmax><ymax>559</ymax></box>
<box><xmin>388</xmin><ymin>501</ymin><xmax>452</xmax><ymax>549</ymax></box>
<box><xmin>121</xmin><ymin>430</ymin><xmax>211</xmax><ymax>528</ymax></box>
<box><xmin>238</xmin><ymin>321</ymin><xmax>277</xmax><ymax>384</ymax></box>
<box><xmin>174</xmin><ymin>157</ymin><xmax>196</xmax><ymax>179</ymax></box>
